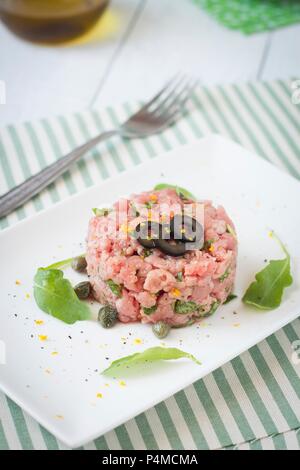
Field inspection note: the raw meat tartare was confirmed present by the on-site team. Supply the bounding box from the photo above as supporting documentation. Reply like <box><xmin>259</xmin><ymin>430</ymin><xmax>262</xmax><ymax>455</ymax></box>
<box><xmin>86</xmin><ymin>187</ymin><xmax>237</xmax><ymax>329</ymax></box>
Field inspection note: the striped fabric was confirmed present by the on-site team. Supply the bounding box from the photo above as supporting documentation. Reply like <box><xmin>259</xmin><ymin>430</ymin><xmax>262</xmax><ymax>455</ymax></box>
<box><xmin>0</xmin><ymin>79</ymin><xmax>299</xmax><ymax>450</ymax></box>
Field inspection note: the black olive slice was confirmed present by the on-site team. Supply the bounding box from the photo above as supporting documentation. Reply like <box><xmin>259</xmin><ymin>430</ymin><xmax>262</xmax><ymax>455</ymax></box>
<box><xmin>135</xmin><ymin>221</ymin><xmax>162</xmax><ymax>249</ymax></box>
<box><xmin>138</xmin><ymin>238</ymin><xmax>156</xmax><ymax>249</ymax></box>
<box><xmin>155</xmin><ymin>239</ymin><xmax>186</xmax><ymax>257</ymax></box>
<box><xmin>171</xmin><ymin>214</ymin><xmax>204</xmax><ymax>248</ymax></box>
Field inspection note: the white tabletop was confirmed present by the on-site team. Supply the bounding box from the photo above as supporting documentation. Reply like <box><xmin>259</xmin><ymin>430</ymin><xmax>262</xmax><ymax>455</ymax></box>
<box><xmin>0</xmin><ymin>0</ymin><xmax>299</xmax><ymax>127</ymax></box>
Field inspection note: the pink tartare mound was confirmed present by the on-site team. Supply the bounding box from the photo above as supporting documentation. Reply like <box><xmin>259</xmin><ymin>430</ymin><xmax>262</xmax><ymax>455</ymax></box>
<box><xmin>86</xmin><ymin>188</ymin><xmax>237</xmax><ymax>327</ymax></box>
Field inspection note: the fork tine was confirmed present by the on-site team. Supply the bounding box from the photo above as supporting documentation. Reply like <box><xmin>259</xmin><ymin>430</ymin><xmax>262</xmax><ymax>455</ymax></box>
<box><xmin>150</xmin><ymin>75</ymin><xmax>188</xmax><ymax>113</ymax></box>
<box><xmin>156</xmin><ymin>78</ymin><xmax>198</xmax><ymax>118</ymax></box>
<box><xmin>138</xmin><ymin>73</ymin><xmax>183</xmax><ymax>113</ymax></box>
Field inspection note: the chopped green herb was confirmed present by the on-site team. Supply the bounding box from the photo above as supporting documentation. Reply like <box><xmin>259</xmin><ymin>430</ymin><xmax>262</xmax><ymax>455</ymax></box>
<box><xmin>141</xmin><ymin>249</ymin><xmax>152</xmax><ymax>258</ymax></box>
<box><xmin>226</xmin><ymin>224</ymin><xmax>237</xmax><ymax>240</ymax></box>
<box><xmin>174</xmin><ymin>300</ymin><xmax>200</xmax><ymax>314</ymax></box>
<box><xmin>203</xmin><ymin>239</ymin><xmax>215</xmax><ymax>251</ymax></box>
<box><xmin>176</xmin><ymin>272</ymin><xmax>183</xmax><ymax>281</ymax></box>
<box><xmin>219</xmin><ymin>268</ymin><xmax>230</xmax><ymax>282</ymax></box>
<box><xmin>143</xmin><ymin>305</ymin><xmax>157</xmax><ymax>315</ymax></box>
<box><xmin>205</xmin><ymin>301</ymin><xmax>220</xmax><ymax>316</ymax></box>
<box><xmin>153</xmin><ymin>183</ymin><xmax>196</xmax><ymax>201</ymax></box>
<box><xmin>224</xmin><ymin>294</ymin><xmax>237</xmax><ymax>304</ymax></box>
<box><xmin>242</xmin><ymin>232</ymin><xmax>293</xmax><ymax>310</ymax></box>
<box><xmin>92</xmin><ymin>208</ymin><xmax>112</xmax><ymax>217</ymax></box>
<box><xmin>33</xmin><ymin>268</ymin><xmax>91</xmax><ymax>325</ymax></box>
<box><xmin>130</xmin><ymin>203</ymin><xmax>140</xmax><ymax>217</ymax></box>
<box><xmin>102</xmin><ymin>346</ymin><xmax>201</xmax><ymax>376</ymax></box>
<box><xmin>106</xmin><ymin>279</ymin><xmax>123</xmax><ymax>298</ymax></box>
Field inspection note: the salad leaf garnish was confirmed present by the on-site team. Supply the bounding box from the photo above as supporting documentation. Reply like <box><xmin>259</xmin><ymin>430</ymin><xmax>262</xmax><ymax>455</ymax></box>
<box><xmin>153</xmin><ymin>183</ymin><xmax>196</xmax><ymax>201</ymax></box>
<box><xmin>106</xmin><ymin>279</ymin><xmax>123</xmax><ymax>298</ymax></box>
<box><xmin>102</xmin><ymin>346</ymin><xmax>201</xmax><ymax>376</ymax></box>
<box><xmin>242</xmin><ymin>232</ymin><xmax>293</xmax><ymax>310</ymax></box>
<box><xmin>92</xmin><ymin>208</ymin><xmax>112</xmax><ymax>217</ymax></box>
<box><xmin>33</xmin><ymin>269</ymin><xmax>90</xmax><ymax>324</ymax></box>
<box><xmin>45</xmin><ymin>253</ymin><xmax>85</xmax><ymax>270</ymax></box>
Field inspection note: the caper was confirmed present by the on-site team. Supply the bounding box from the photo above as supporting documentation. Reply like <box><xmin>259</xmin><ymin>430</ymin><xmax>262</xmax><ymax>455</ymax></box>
<box><xmin>71</xmin><ymin>256</ymin><xmax>87</xmax><ymax>273</ymax></box>
<box><xmin>98</xmin><ymin>305</ymin><xmax>118</xmax><ymax>328</ymax></box>
<box><xmin>74</xmin><ymin>281</ymin><xmax>91</xmax><ymax>299</ymax></box>
<box><xmin>152</xmin><ymin>321</ymin><xmax>171</xmax><ymax>339</ymax></box>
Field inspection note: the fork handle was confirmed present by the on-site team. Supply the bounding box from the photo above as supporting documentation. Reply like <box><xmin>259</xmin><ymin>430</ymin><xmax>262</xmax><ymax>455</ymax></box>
<box><xmin>0</xmin><ymin>129</ymin><xmax>118</xmax><ymax>219</ymax></box>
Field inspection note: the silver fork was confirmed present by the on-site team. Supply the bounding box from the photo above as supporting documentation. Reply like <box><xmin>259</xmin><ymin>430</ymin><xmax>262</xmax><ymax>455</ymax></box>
<box><xmin>0</xmin><ymin>75</ymin><xmax>197</xmax><ymax>219</ymax></box>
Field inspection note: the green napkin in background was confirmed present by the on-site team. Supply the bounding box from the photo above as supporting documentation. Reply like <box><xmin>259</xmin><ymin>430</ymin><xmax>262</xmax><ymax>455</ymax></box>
<box><xmin>194</xmin><ymin>0</ymin><xmax>300</xmax><ymax>34</ymax></box>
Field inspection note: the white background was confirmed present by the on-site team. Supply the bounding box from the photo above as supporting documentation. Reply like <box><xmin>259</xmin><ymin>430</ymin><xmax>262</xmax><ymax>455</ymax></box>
<box><xmin>0</xmin><ymin>0</ymin><xmax>299</xmax><ymax>127</ymax></box>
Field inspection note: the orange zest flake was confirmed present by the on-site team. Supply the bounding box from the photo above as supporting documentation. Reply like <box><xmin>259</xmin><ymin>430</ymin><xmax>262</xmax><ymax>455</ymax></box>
<box><xmin>133</xmin><ymin>338</ymin><xmax>142</xmax><ymax>345</ymax></box>
<box><xmin>96</xmin><ymin>393</ymin><xmax>103</xmax><ymax>399</ymax></box>
<box><xmin>38</xmin><ymin>335</ymin><xmax>48</xmax><ymax>342</ymax></box>
<box><xmin>34</xmin><ymin>320</ymin><xmax>44</xmax><ymax>325</ymax></box>
<box><xmin>55</xmin><ymin>415</ymin><xmax>64</xmax><ymax>420</ymax></box>
<box><xmin>25</xmin><ymin>293</ymin><xmax>31</xmax><ymax>299</ymax></box>
<box><xmin>208</xmin><ymin>244</ymin><xmax>215</xmax><ymax>253</ymax></box>
<box><xmin>149</xmin><ymin>194</ymin><xmax>158</xmax><ymax>203</ymax></box>
<box><xmin>120</xmin><ymin>223</ymin><xmax>133</xmax><ymax>234</ymax></box>
<box><xmin>104</xmin><ymin>383</ymin><xmax>110</xmax><ymax>387</ymax></box>
<box><xmin>170</xmin><ymin>287</ymin><xmax>181</xmax><ymax>298</ymax></box>
<box><xmin>170</xmin><ymin>210</ymin><xmax>175</xmax><ymax>219</ymax></box>
<box><xmin>233</xmin><ymin>323</ymin><xmax>241</xmax><ymax>328</ymax></box>
<box><xmin>51</xmin><ymin>351</ymin><xmax>58</xmax><ymax>356</ymax></box>
<box><xmin>15</xmin><ymin>280</ymin><xmax>21</xmax><ymax>285</ymax></box>
<box><xmin>119</xmin><ymin>380</ymin><xmax>126</xmax><ymax>387</ymax></box>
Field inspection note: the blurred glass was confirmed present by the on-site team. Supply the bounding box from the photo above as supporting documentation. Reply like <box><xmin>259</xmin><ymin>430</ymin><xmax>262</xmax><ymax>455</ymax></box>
<box><xmin>0</xmin><ymin>0</ymin><xmax>110</xmax><ymax>43</ymax></box>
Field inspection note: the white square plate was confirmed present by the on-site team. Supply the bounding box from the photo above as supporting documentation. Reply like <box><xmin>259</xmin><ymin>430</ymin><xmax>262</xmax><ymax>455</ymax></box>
<box><xmin>0</xmin><ymin>135</ymin><xmax>299</xmax><ymax>447</ymax></box>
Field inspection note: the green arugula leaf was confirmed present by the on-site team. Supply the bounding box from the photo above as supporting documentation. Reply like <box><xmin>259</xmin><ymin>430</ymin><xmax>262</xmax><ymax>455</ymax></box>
<box><xmin>33</xmin><ymin>268</ymin><xmax>90</xmax><ymax>324</ymax></box>
<box><xmin>106</xmin><ymin>279</ymin><xmax>123</xmax><ymax>298</ymax></box>
<box><xmin>174</xmin><ymin>300</ymin><xmax>200</xmax><ymax>314</ymax></box>
<box><xmin>242</xmin><ymin>233</ymin><xmax>293</xmax><ymax>310</ymax></box>
<box><xmin>153</xmin><ymin>183</ymin><xmax>196</xmax><ymax>201</ymax></box>
<box><xmin>45</xmin><ymin>253</ymin><xmax>85</xmax><ymax>270</ymax></box>
<box><xmin>102</xmin><ymin>347</ymin><xmax>201</xmax><ymax>376</ymax></box>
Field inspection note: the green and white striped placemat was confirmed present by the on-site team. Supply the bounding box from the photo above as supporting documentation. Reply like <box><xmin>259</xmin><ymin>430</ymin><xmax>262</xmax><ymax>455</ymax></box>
<box><xmin>0</xmin><ymin>79</ymin><xmax>299</xmax><ymax>450</ymax></box>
